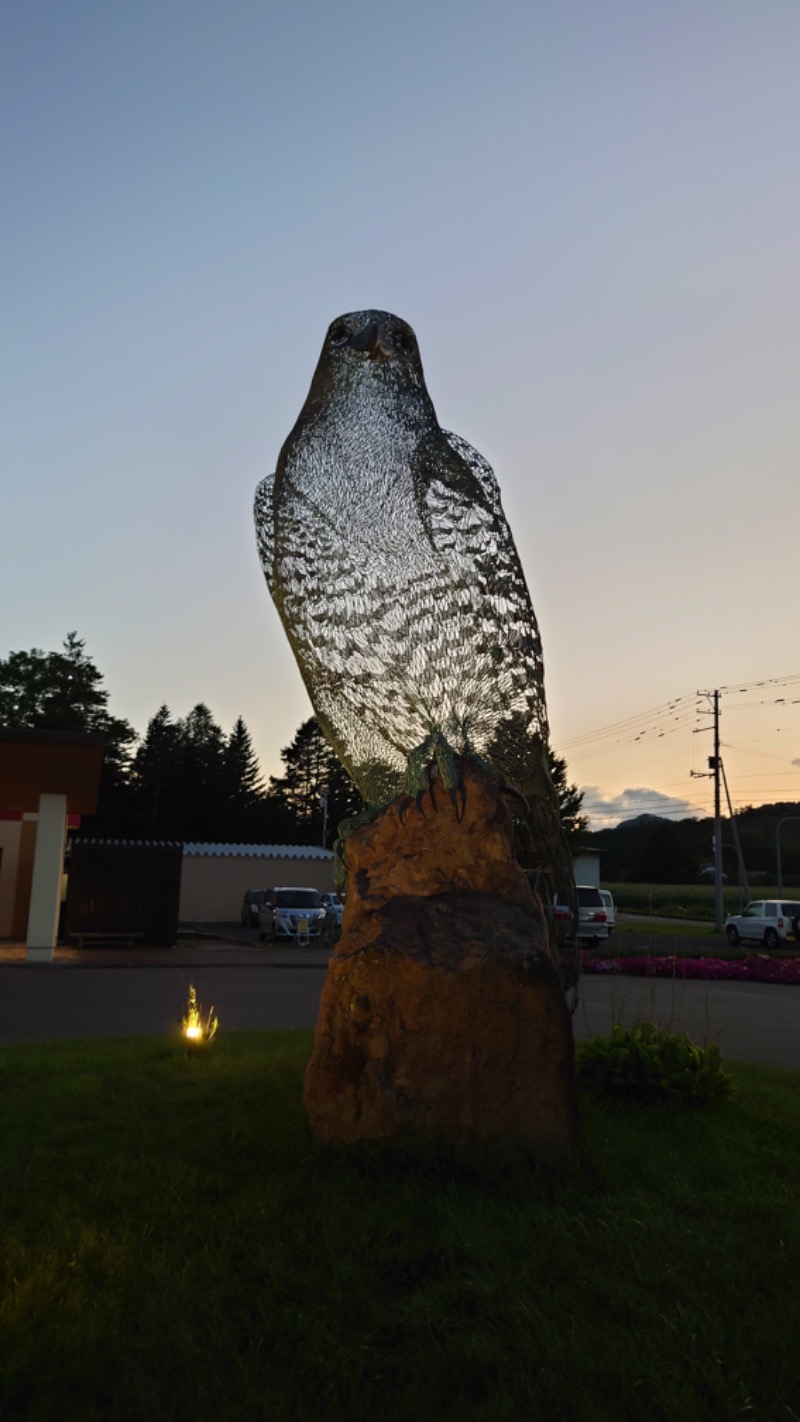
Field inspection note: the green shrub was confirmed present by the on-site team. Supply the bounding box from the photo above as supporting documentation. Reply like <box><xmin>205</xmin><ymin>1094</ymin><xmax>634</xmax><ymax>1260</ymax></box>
<box><xmin>576</xmin><ymin>1021</ymin><xmax>733</xmax><ymax>1106</ymax></box>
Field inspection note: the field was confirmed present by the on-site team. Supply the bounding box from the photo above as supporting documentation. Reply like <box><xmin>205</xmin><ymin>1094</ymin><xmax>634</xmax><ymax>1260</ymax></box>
<box><xmin>2</xmin><ymin>1029</ymin><xmax>799</xmax><ymax>1421</ymax></box>
<box><xmin>604</xmin><ymin>882</ymin><xmax>794</xmax><ymax>920</ymax></box>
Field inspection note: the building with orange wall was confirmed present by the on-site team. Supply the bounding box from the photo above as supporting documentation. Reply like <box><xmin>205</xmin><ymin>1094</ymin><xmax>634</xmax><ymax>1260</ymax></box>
<box><xmin>0</xmin><ymin>728</ymin><xmax>105</xmax><ymax>961</ymax></box>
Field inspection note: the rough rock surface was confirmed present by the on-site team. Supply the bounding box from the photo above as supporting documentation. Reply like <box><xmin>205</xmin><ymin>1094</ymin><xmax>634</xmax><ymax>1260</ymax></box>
<box><xmin>303</xmin><ymin>759</ymin><xmax>577</xmax><ymax>1155</ymax></box>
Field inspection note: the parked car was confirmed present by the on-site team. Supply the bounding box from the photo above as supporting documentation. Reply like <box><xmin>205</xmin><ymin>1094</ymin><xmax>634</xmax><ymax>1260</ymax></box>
<box><xmin>241</xmin><ymin>888</ymin><xmax>268</xmax><ymax>927</ymax></box>
<box><xmin>598</xmin><ymin>889</ymin><xmax>616</xmax><ymax>933</ymax></box>
<box><xmin>258</xmin><ymin>886</ymin><xmax>328</xmax><ymax>943</ymax></box>
<box><xmin>725</xmin><ymin>900</ymin><xmax>800</xmax><ymax>949</ymax></box>
<box><xmin>553</xmin><ymin>886</ymin><xmax>609</xmax><ymax>945</ymax></box>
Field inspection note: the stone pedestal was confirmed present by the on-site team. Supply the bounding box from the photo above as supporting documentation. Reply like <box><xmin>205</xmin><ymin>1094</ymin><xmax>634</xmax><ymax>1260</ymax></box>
<box><xmin>303</xmin><ymin>759</ymin><xmax>577</xmax><ymax>1156</ymax></box>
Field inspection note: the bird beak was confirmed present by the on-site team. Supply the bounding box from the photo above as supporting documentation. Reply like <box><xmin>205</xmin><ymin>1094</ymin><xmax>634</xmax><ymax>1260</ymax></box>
<box><xmin>348</xmin><ymin>320</ymin><xmax>393</xmax><ymax>360</ymax></box>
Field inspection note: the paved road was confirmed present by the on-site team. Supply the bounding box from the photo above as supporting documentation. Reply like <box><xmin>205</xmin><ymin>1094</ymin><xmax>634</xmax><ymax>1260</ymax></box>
<box><xmin>0</xmin><ymin>959</ymin><xmax>797</xmax><ymax>1070</ymax></box>
<box><xmin>575</xmin><ymin>975</ymin><xmax>798</xmax><ymax>1070</ymax></box>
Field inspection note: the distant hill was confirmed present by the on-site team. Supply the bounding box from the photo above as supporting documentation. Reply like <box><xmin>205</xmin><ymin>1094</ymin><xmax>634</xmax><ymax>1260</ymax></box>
<box><xmin>584</xmin><ymin>801</ymin><xmax>800</xmax><ymax>884</ymax></box>
<box><xmin>617</xmin><ymin>813</ymin><xmax>667</xmax><ymax>827</ymax></box>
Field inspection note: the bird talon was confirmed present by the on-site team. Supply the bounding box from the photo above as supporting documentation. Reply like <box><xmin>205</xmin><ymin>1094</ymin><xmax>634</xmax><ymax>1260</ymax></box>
<box><xmin>449</xmin><ymin>784</ymin><xmax>466</xmax><ymax>823</ymax></box>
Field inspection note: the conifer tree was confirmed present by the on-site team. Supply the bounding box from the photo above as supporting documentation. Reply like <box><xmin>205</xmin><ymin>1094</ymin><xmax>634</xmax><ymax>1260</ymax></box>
<box><xmin>173</xmin><ymin>703</ymin><xmax>227</xmax><ymax>842</ymax></box>
<box><xmin>223</xmin><ymin>716</ymin><xmax>267</xmax><ymax>840</ymax></box>
<box><xmin>268</xmin><ymin>718</ymin><xmax>362</xmax><ymax>844</ymax></box>
<box><xmin>548</xmin><ymin>750</ymin><xmax>589</xmax><ymax>852</ymax></box>
<box><xmin>128</xmin><ymin>705</ymin><xmax>182</xmax><ymax>837</ymax></box>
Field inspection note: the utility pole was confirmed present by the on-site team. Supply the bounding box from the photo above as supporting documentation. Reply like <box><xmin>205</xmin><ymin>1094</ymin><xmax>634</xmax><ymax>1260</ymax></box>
<box><xmin>693</xmin><ymin>689</ymin><xmax>724</xmax><ymax>931</ymax></box>
<box><xmin>712</xmin><ymin>690</ymin><xmax>723</xmax><ymax>932</ymax></box>
<box><xmin>721</xmin><ymin>758</ymin><xmax>749</xmax><ymax>908</ymax></box>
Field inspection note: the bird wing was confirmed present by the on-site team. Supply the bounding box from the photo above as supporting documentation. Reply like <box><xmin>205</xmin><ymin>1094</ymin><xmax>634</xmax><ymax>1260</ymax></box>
<box><xmin>436</xmin><ymin>429</ymin><xmax>507</xmax><ymax>522</ymax></box>
<box><xmin>413</xmin><ymin>428</ymin><xmax>566</xmax><ymax>885</ymax></box>
<box><xmin>253</xmin><ymin>472</ymin><xmax>276</xmax><ymax>594</ymax></box>
<box><xmin>411</xmin><ymin>428</ymin><xmax>543</xmax><ymax>680</ymax></box>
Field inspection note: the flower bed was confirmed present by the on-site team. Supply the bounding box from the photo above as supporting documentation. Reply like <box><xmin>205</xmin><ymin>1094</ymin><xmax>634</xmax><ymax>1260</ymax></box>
<box><xmin>581</xmin><ymin>952</ymin><xmax>800</xmax><ymax>984</ymax></box>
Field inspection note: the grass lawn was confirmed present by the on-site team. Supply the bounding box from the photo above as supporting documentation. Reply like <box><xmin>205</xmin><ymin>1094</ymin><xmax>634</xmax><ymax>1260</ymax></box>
<box><xmin>613</xmin><ymin>921</ymin><xmax>720</xmax><ymax>941</ymax></box>
<box><xmin>2</xmin><ymin>1030</ymin><xmax>799</xmax><ymax>1421</ymax></box>
<box><xmin>607</xmin><ymin>921</ymin><xmax>796</xmax><ymax>960</ymax></box>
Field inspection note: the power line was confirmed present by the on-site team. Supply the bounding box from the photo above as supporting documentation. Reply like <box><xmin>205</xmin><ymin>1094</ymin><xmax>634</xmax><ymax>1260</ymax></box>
<box><xmin>561</xmin><ymin>722</ymin><xmax>698</xmax><ymax>764</ymax></box>
<box><xmin>723</xmin><ymin>730</ymin><xmax>800</xmax><ymax>740</ymax></box>
<box><xmin>719</xmin><ymin>673</ymin><xmax>800</xmax><ymax>694</ymax></box>
<box><xmin>726</xmin><ymin>699</ymin><xmax>800</xmax><ymax>710</ymax></box>
<box><xmin>555</xmin><ymin>697</ymin><xmax>697</xmax><ymax>755</ymax></box>
<box><xmin>721</xmin><ymin>740</ymin><xmax>799</xmax><ymax>764</ymax></box>
<box><xmin>571</xmin><ymin>692</ymin><xmax>795</xmax><ymax>761</ymax></box>
<box><xmin>586</xmin><ymin>809</ymin><xmax>711</xmax><ymax>824</ymax></box>
<box><xmin>582</xmin><ymin>795</ymin><xmax>711</xmax><ymax>814</ymax></box>
<box><xmin>718</xmin><ymin>790</ymin><xmax>800</xmax><ymax>800</ymax></box>
<box><xmin>557</xmin><ymin>693</ymin><xmax>696</xmax><ymax>742</ymax></box>
<box><xmin>723</xmin><ymin>771</ymin><xmax>800</xmax><ymax>779</ymax></box>
<box><xmin>557</xmin><ymin>678</ymin><xmax>800</xmax><ymax>836</ymax></box>
<box><xmin>557</xmin><ymin>676</ymin><xmax>800</xmax><ymax>757</ymax></box>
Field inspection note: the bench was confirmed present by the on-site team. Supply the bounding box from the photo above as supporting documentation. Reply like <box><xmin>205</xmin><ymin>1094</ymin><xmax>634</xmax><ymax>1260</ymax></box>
<box><xmin>68</xmin><ymin>931</ymin><xmax>145</xmax><ymax>949</ymax></box>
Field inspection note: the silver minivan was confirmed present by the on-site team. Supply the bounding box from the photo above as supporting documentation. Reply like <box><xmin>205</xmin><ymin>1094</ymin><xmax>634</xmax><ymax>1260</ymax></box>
<box><xmin>258</xmin><ymin>886</ymin><xmax>328</xmax><ymax>942</ymax></box>
<box><xmin>553</xmin><ymin>886</ymin><xmax>609</xmax><ymax>945</ymax></box>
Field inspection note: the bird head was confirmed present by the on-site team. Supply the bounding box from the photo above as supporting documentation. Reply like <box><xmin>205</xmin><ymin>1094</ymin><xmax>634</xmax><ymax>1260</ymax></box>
<box><xmin>304</xmin><ymin>310</ymin><xmax>431</xmax><ymax>406</ymax></box>
<box><xmin>328</xmin><ymin>311</ymin><xmax>416</xmax><ymax>363</ymax></box>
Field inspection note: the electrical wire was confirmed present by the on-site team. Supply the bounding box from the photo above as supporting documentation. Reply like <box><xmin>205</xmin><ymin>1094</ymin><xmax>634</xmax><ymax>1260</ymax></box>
<box><xmin>555</xmin><ymin>676</ymin><xmax>800</xmax><ymax>825</ymax></box>
<box><xmin>722</xmin><ymin>739</ymin><xmax>799</xmax><ymax>765</ymax></box>
<box><xmin>558</xmin><ymin>677</ymin><xmax>800</xmax><ymax>757</ymax></box>
<box><xmin>555</xmin><ymin>697</ymin><xmax>697</xmax><ymax>755</ymax></box>
<box><xmin>718</xmin><ymin>673</ymin><xmax>800</xmax><ymax>694</ymax></box>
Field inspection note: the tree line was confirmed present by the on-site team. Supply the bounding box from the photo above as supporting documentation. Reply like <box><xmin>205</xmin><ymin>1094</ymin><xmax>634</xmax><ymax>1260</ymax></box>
<box><xmin>0</xmin><ymin>635</ymin><xmax>359</xmax><ymax>844</ymax></box>
<box><xmin>590</xmin><ymin>808</ymin><xmax>800</xmax><ymax>884</ymax></box>
<box><xmin>2</xmin><ymin>634</ymin><xmax>587</xmax><ymax>849</ymax></box>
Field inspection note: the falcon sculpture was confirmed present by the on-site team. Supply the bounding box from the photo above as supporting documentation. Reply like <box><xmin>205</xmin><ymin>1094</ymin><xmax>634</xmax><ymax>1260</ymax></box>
<box><xmin>255</xmin><ymin>309</ymin><xmax>570</xmax><ymax>891</ymax></box>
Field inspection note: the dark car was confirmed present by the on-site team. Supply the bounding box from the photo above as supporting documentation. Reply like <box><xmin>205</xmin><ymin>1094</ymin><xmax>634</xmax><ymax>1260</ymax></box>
<box><xmin>240</xmin><ymin>888</ymin><xmax>269</xmax><ymax>927</ymax></box>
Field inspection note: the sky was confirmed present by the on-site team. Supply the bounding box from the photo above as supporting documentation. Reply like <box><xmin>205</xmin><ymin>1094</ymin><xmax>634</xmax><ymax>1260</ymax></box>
<box><xmin>2</xmin><ymin>0</ymin><xmax>798</xmax><ymax>829</ymax></box>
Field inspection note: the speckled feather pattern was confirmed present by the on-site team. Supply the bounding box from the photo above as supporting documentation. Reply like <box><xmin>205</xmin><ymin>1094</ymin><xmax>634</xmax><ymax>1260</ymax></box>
<box><xmin>255</xmin><ymin>311</ymin><xmax>558</xmax><ymax>834</ymax></box>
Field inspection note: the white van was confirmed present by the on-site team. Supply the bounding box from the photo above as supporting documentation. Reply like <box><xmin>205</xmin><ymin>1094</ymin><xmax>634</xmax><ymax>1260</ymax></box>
<box><xmin>553</xmin><ymin>886</ymin><xmax>609</xmax><ymax>945</ymax></box>
<box><xmin>599</xmin><ymin>889</ymin><xmax>616</xmax><ymax>932</ymax></box>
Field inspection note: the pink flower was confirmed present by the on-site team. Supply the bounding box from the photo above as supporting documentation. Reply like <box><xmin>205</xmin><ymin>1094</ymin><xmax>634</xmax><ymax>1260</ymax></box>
<box><xmin>579</xmin><ymin>951</ymin><xmax>800</xmax><ymax>984</ymax></box>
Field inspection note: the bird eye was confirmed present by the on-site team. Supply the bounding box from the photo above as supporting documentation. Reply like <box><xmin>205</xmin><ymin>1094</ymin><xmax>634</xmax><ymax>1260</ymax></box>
<box><xmin>329</xmin><ymin>322</ymin><xmax>349</xmax><ymax>347</ymax></box>
<box><xmin>394</xmin><ymin>329</ymin><xmax>415</xmax><ymax>356</ymax></box>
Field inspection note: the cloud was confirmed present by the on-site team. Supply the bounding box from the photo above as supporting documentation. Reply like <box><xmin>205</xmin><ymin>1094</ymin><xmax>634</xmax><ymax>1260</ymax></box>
<box><xmin>580</xmin><ymin>786</ymin><xmax>705</xmax><ymax>829</ymax></box>
<box><xmin>792</xmin><ymin>758</ymin><xmax>800</xmax><ymax>769</ymax></box>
